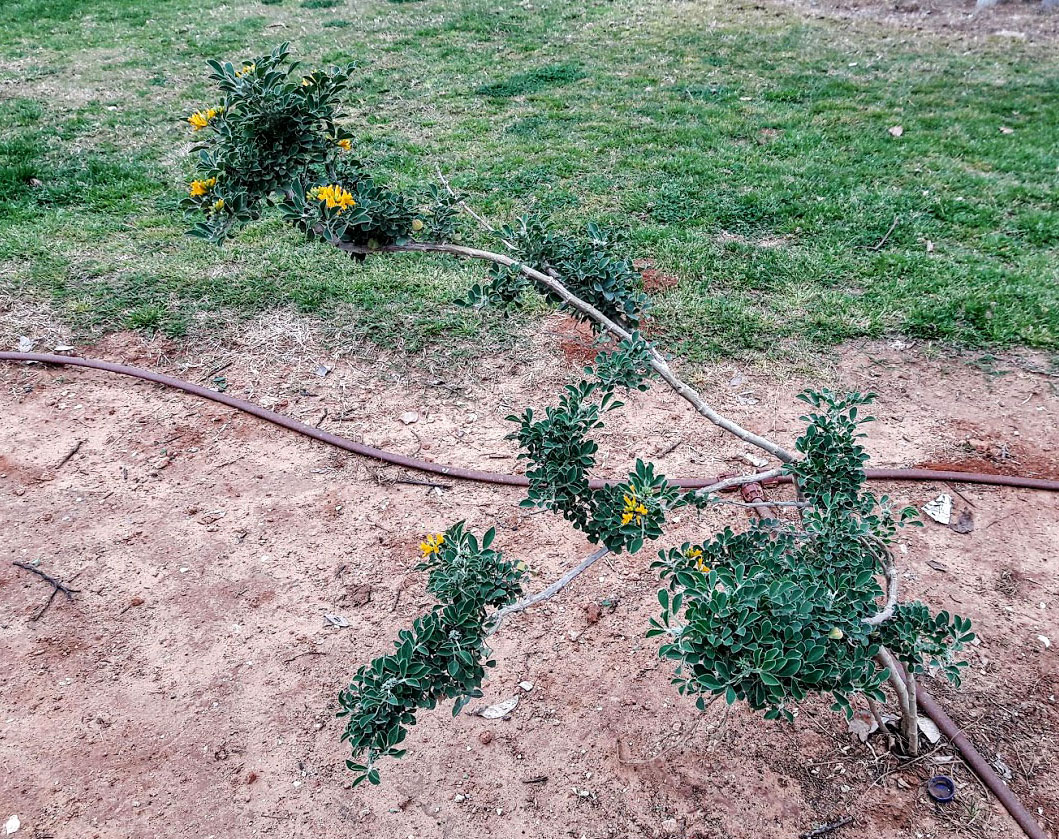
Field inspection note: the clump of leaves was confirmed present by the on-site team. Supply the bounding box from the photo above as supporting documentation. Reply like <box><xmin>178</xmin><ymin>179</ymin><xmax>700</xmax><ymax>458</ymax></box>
<box><xmin>649</xmin><ymin>390</ymin><xmax>973</xmax><ymax>722</ymax></box>
<box><xmin>497</xmin><ymin>216</ymin><xmax>649</xmax><ymax>329</ymax></box>
<box><xmin>337</xmin><ymin>523</ymin><xmax>525</xmax><ymax>786</ymax></box>
<box><xmin>508</xmin><ymin>334</ymin><xmax>681</xmax><ymax>553</ymax></box>
<box><xmin>181</xmin><ymin>44</ymin><xmax>453</xmax><ymax>248</ymax></box>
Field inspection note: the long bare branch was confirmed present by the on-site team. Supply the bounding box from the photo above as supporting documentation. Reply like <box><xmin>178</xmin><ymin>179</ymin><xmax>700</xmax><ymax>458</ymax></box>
<box><xmin>333</xmin><ymin>239</ymin><xmax>795</xmax><ymax>463</ymax></box>
<box><xmin>487</xmin><ymin>547</ymin><xmax>609</xmax><ymax>635</ymax></box>
<box><xmin>692</xmin><ymin>467</ymin><xmax>786</xmax><ymax>498</ymax></box>
<box><xmin>876</xmin><ymin>647</ymin><xmax>910</xmax><ymax>711</ymax></box>
<box><xmin>863</xmin><ymin>563</ymin><xmax>899</xmax><ymax>627</ymax></box>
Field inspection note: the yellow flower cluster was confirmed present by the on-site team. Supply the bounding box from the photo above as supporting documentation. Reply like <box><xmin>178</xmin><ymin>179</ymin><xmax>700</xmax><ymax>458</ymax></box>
<box><xmin>310</xmin><ymin>184</ymin><xmax>357</xmax><ymax>213</ymax></box>
<box><xmin>212</xmin><ymin>198</ymin><xmax>225</xmax><ymax>213</ymax></box>
<box><xmin>621</xmin><ymin>484</ymin><xmax>649</xmax><ymax>526</ymax></box>
<box><xmin>686</xmin><ymin>546</ymin><xmax>710</xmax><ymax>574</ymax></box>
<box><xmin>420</xmin><ymin>533</ymin><xmax>445</xmax><ymax>558</ymax></box>
<box><xmin>336</xmin><ymin>138</ymin><xmax>352</xmax><ymax>151</ymax></box>
<box><xmin>235</xmin><ymin>63</ymin><xmax>256</xmax><ymax>77</ymax></box>
<box><xmin>188</xmin><ymin>107</ymin><xmax>220</xmax><ymax>130</ymax></box>
<box><xmin>188</xmin><ymin>177</ymin><xmax>217</xmax><ymax>198</ymax></box>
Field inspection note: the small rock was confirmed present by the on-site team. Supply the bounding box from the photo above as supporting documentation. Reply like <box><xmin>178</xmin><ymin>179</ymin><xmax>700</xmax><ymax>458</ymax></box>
<box><xmin>477</xmin><ymin>697</ymin><xmax>518</xmax><ymax>719</ymax></box>
<box><xmin>349</xmin><ymin>584</ymin><xmax>372</xmax><ymax>607</ymax></box>
<box><xmin>399</xmin><ymin>411</ymin><xmax>419</xmax><ymax>425</ymax></box>
<box><xmin>1039</xmin><ymin>635</ymin><xmax>1051</xmax><ymax>650</ymax></box>
<box><xmin>246</xmin><ymin>771</ymin><xmax>258</xmax><ymax>785</ymax></box>
<box><xmin>585</xmin><ymin>603</ymin><xmax>602</xmax><ymax>625</ymax></box>
<box><xmin>479</xmin><ymin>731</ymin><xmax>493</xmax><ymax>745</ymax></box>
<box><xmin>518</xmin><ymin>681</ymin><xmax>534</xmax><ymax>692</ymax></box>
<box><xmin>453</xmin><ymin>793</ymin><xmax>466</xmax><ymax>803</ymax></box>
<box><xmin>741</xmin><ymin>452</ymin><xmax>769</xmax><ymax>469</ymax></box>
<box><xmin>3</xmin><ymin>815</ymin><xmax>18</xmax><ymax>835</ymax></box>
<box><xmin>661</xmin><ymin>818</ymin><xmax>679</xmax><ymax>834</ymax></box>
<box><xmin>888</xmin><ymin>125</ymin><xmax>904</xmax><ymax>137</ymax></box>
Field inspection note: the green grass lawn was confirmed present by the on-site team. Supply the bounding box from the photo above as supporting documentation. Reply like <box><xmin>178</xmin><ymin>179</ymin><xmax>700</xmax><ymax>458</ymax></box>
<box><xmin>1</xmin><ymin>0</ymin><xmax>1057</xmax><ymax>359</ymax></box>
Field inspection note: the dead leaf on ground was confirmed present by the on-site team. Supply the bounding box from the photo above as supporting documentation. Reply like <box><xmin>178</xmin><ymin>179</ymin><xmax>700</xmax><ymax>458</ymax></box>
<box><xmin>949</xmin><ymin>509</ymin><xmax>974</xmax><ymax>535</ymax></box>
<box><xmin>847</xmin><ymin>709</ymin><xmax>878</xmax><ymax>743</ymax></box>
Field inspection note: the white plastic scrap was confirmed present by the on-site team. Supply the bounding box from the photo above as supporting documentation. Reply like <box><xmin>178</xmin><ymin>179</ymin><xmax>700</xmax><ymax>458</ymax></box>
<box><xmin>477</xmin><ymin>696</ymin><xmax>519</xmax><ymax>719</ymax></box>
<box><xmin>922</xmin><ymin>494</ymin><xmax>953</xmax><ymax>525</ymax></box>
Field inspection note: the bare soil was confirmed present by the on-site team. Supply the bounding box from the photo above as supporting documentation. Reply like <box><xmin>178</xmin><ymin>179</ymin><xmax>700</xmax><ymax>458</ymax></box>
<box><xmin>1</xmin><ymin>317</ymin><xmax>1057</xmax><ymax>839</ymax></box>
<box><xmin>774</xmin><ymin>0</ymin><xmax>1059</xmax><ymax>44</ymax></box>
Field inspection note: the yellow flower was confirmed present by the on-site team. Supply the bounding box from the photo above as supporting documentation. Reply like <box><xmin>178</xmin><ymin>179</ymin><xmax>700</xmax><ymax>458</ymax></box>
<box><xmin>235</xmin><ymin>63</ymin><xmax>256</xmax><ymax>77</ymax></box>
<box><xmin>309</xmin><ymin>184</ymin><xmax>357</xmax><ymax>213</ymax></box>
<box><xmin>188</xmin><ymin>177</ymin><xmax>217</xmax><ymax>198</ymax></box>
<box><xmin>621</xmin><ymin>486</ymin><xmax>648</xmax><ymax>526</ymax></box>
<box><xmin>685</xmin><ymin>546</ymin><xmax>709</xmax><ymax>574</ymax></box>
<box><xmin>336</xmin><ymin>138</ymin><xmax>352</xmax><ymax>151</ymax></box>
<box><xmin>301</xmin><ymin>77</ymin><xmax>312</xmax><ymax>87</ymax></box>
<box><xmin>187</xmin><ymin>107</ymin><xmax>220</xmax><ymax>130</ymax></box>
<box><xmin>420</xmin><ymin>533</ymin><xmax>445</xmax><ymax>558</ymax></box>
<box><xmin>212</xmin><ymin>198</ymin><xmax>225</xmax><ymax>212</ymax></box>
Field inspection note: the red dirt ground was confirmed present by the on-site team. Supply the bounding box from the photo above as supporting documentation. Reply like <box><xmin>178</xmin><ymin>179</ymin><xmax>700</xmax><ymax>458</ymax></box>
<box><xmin>1</xmin><ymin>319</ymin><xmax>1056</xmax><ymax>839</ymax></box>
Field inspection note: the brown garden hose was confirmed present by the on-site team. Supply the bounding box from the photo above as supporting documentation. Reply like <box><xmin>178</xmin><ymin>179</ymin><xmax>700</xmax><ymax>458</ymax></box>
<box><xmin>2</xmin><ymin>350</ymin><xmax>1056</xmax><ymax>837</ymax></box>
<box><xmin>4</xmin><ymin>352</ymin><xmax>1059</xmax><ymax>494</ymax></box>
<box><xmin>916</xmin><ymin>689</ymin><xmax>1048</xmax><ymax>839</ymax></box>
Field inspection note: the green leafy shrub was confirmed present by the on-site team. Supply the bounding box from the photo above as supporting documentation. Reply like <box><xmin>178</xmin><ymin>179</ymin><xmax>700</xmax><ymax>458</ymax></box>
<box><xmin>650</xmin><ymin>391</ymin><xmax>972</xmax><ymax>722</ymax></box>
<box><xmin>337</xmin><ymin>523</ymin><xmax>525</xmax><ymax>786</ymax></box>
<box><xmin>180</xmin><ymin>44</ymin><xmax>973</xmax><ymax>780</ymax></box>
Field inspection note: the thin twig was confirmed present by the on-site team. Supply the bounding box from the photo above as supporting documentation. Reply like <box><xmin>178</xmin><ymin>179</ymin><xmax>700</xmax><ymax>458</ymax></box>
<box><xmin>487</xmin><ymin>547</ymin><xmax>609</xmax><ymax>634</ymax></box>
<box><xmin>56</xmin><ymin>439</ymin><xmax>83</xmax><ymax>469</ymax></box>
<box><xmin>332</xmin><ymin>239</ymin><xmax>796</xmax><ymax>464</ymax></box>
<box><xmin>12</xmin><ymin>561</ymin><xmax>80</xmax><ymax>621</ymax></box>
<box><xmin>199</xmin><ymin>359</ymin><xmax>233</xmax><ymax>383</ymax></box>
<box><xmin>391</xmin><ymin>476</ymin><xmax>453</xmax><ymax>490</ymax></box>
<box><xmin>800</xmin><ymin>816</ymin><xmax>853</xmax><ymax>839</ymax></box>
<box><xmin>434</xmin><ymin>164</ymin><xmax>515</xmax><ymax>249</ymax></box>
<box><xmin>869</xmin><ymin>215</ymin><xmax>899</xmax><ymax>251</ymax></box>
<box><xmin>283</xmin><ymin>649</ymin><xmax>326</xmax><ymax>664</ymax></box>
<box><xmin>618</xmin><ymin>694</ymin><xmax>723</xmax><ymax>766</ymax></box>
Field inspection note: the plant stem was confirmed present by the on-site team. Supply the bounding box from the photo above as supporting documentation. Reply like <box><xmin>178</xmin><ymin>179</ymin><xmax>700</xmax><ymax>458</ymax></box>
<box><xmin>334</xmin><ymin>239</ymin><xmax>796</xmax><ymax>464</ymax></box>
<box><xmin>487</xmin><ymin>546</ymin><xmax>610</xmax><ymax>635</ymax></box>
<box><xmin>904</xmin><ymin>668</ymin><xmax>919</xmax><ymax>757</ymax></box>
